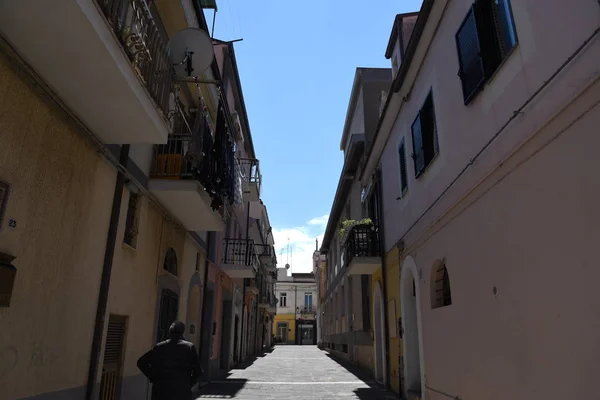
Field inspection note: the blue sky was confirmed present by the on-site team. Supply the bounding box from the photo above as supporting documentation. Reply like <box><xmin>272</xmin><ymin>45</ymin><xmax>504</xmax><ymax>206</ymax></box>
<box><xmin>205</xmin><ymin>0</ymin><xmax>423</xmax><ymax>272</ymax></box>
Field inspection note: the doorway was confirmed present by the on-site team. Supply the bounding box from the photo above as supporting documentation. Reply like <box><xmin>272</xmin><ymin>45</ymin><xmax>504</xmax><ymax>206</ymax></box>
<box><xmin>401</xmin><ymin>258</ymin><xmax>423</xmax><ymax>397</ymax></box>
<box><xmin>157</xmin><ymin>289</ymin><xmax>179</xmax><ymax>342</ymax></box>
<box><xmin>373</xmin><ymin>282</ymin><xmax>386</xmax><ymax>385</ymax></box>
<box><xmin>233</xmin><ymin>315</ymin><xmax>240</xmax><ymax>363</ymax></box>
<box><xmin>300</xmin><ymin>324</ymin><xmax>314</xmax><ymax>345</ymax></box>
<box><xmin>277</xmin><ymin>322</ymin><xmax>288</xmax><ymax>343</ymax></box>
<box><xmin>220</xmin><ymin>300</ymin><xmax>233</xmax><ymax>369</ymax></box>
<box><xmin>200</xmin><ymin>289</ymin><xmax>214</xmax><ymax>377</ymax></box>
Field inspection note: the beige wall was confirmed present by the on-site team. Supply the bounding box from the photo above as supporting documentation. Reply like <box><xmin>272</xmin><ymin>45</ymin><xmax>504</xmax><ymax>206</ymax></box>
<box><xmin>0</xmin><ymin>53</ymin><xmax>115</xmax><ymax>399</ymax></box>
<box><xmin>376</xmin><ymin>0</ymin><xmax>600</xmax><ymax>398</ymax></box>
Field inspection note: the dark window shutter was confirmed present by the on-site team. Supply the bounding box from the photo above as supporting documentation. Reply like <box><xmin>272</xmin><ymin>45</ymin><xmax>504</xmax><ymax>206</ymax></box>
<box><xmin>475</xmin><ymin>0</ymin><xmax>502</xmax><ymax>76</ymax></box>
<box><xmin>455</xmin><ymin>5</ymin><xmax>486</xmax><ymax>104</ymax></box>
<box><xmin>411</xmin><ymin>114</ymin><xmax>425</xmax><ymax>176</ymax></box>
<box><xmin>420</xmin><ymin>94</ymin><xmax>438</xmax><ymax>165</ymax></box>
<box><xmin>399</xmin><ymin>142</ymin><xmax>408</xmax><ymax>193</ymax></box>
<box><xmin>104</xmin><ymin>316</ymin><xmax>126</xmax><ymax>365</ymax></box>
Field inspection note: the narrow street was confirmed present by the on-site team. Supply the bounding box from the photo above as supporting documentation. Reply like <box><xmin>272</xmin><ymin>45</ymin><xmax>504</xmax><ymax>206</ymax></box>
<box><xmin>196</xmin><ymin>346</ymin><xmax>397</xmax><ymax>400</ymax></box>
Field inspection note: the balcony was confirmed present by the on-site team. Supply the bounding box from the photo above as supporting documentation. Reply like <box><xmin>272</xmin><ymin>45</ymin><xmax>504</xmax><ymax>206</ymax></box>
<box><xmin>255</xmin><ymin>244</ymin><xmax>277</xmax><ymax>271</ymax></box>
<box><xmin>259</xmin><ymin>294</ymin><xmax>277</xmax><ymax>313</ymax></box>
<box><xmin>221</xmin><ymin>239</ymin><xmax>258</xmax><ymax>279</ymax></box>
<box><xmin>148</xmin><ymin>104</ymin><xmax>235</xmax><ymax>231</ymax></box>
<box><xmin>238</xmin><ymin>158</ymin><xmax>261</xmax><ymax>202</ymax></box>
<box><xmin>0</xmin><ymin>0</ymin><xmax>173</xmax><ymax>144</ymax></box>
<box><xmin>343</xmin><ymin>224</ymin><xmax>381</xmax><ymax>275</ymax></box>
<box><xmin>245</xmin><ymin>278</ymin><xmax>259</xmax><ymax>295</ymax></box>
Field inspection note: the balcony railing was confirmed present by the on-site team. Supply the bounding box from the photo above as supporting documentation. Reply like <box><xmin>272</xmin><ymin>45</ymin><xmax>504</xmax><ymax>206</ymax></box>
<box><xmin>96</xmin><ymin>0</ymin><xmax>171</xmax><ymax>117</ymax></box>
<box><xmin>238</xmin><ymin>158</ymin><xmax>262</xmax><ymax>196</ymax></box>
<box><xmin>222</xmin><ymin>239</ymin><xmax>258</xmax><ymax>270</ymax></box>
<box><xmin>343</xmin><ymin>224</ymin><xmax>381</xmax><ymax>266</ymax></box>
<box><xmin>150</xmin><ymin>102</ymin><xmax>236</xmax><ymax>210</ymax></box>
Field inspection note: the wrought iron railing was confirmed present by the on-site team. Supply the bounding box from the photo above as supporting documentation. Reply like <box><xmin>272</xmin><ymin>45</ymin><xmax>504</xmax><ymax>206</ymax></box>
<box><xmin>96</xmin><ymin>0</ymin><xmax>171</xmax><ymax>118</ymax></box>
<box><xmin>343</xmin><ymin>224</ymin><xmax>381</xmax><ymax>267</ymax></box>
<box><xmin>238</xmin><ymin>158</ymin><xmax>262</xmax><ymax>196</ymax></box>
<box><xmin>222</xmin><ymin>239</ymin><xmax>258</xmax><ymax>272</ymax></box>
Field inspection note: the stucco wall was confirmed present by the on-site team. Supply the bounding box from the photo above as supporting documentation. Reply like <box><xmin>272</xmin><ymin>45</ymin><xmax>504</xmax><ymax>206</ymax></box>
<box><xmin>0</xmin><ymin>53</ymin><xmax>115</xmax><ymax>399</ymax></box>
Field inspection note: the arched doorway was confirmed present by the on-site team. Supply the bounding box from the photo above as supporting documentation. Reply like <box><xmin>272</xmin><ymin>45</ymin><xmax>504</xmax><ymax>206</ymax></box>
<box><xmin>233</xmin><ymin>315</ymin><xmax>240</xmax><ymax>363</ymax></box>
<box><xmin>400</xmin><ymin>256</ymin><xmax>424</xmax><ymax>398</ymax></box>
<box><xmin>373</xmin><ymin>281</ymin><xmax>386</xmax><ymax>385</ymax></box>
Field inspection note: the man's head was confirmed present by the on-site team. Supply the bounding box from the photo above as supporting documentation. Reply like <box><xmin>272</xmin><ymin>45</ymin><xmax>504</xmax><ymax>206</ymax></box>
<box><xmin>169</xmin><ymin>321</ymin><xmax>186</xmax><ymax>337</ymax></box>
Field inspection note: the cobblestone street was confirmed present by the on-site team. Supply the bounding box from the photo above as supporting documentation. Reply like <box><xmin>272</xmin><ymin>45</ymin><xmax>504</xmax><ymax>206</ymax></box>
<box><xmin>195</xmin><ymin>346</ymin><xmax>397</xmax><ymax>400</ymax></box>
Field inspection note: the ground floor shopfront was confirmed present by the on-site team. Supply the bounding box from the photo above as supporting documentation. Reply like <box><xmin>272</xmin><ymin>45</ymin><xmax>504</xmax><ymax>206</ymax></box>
<box><xmin>272</xmin><ymin>314</ymin><xmax>316</xmax><ymax>345</ymax></box>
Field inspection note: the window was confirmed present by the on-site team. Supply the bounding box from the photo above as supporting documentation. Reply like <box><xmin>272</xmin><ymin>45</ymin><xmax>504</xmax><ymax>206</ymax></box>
<box><xmin>304</xmin><ymin>293</ymin><xmax>313</xmax><ymax>310</ymax></box>
<box><xmin>123</xmin><ymin>191</ymin><xmax>140</xmax><ymax>247</ymax></box>
<box><xmin>279</xmin><ymin>292</ymin><xmax>287</xmax><ymax>307</ymax></box>
<box><xmin>431</xmin><ymin>263</ymin><xmax>452</xmax><ymax>308</ymax></box>
<box><xmin>163</xmin><ymin>248</ymin><xmax>178</xmax><ymax>276</ymax></box>
<box><xmin>398</xmin><ymin>139</ymin><xmax>408</xmax><ymax>195</ymax></box>
<box><xmin>411</xmin><ymin>92</ymin><xmax>438</xmax><ymax>177</ymax></box>
<box><xmin>0</xmin><ymin>181</ymin><xmax>9</xmax><ymax>231</ymax></box>
<box><xmin>456</xmin><ymin>0</ymin><xmax>518</xmax><ymax>104</ymax></box>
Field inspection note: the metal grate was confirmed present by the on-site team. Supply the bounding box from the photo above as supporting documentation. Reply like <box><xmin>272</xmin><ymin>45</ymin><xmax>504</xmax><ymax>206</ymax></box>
<box><xmin>343</xmin><ymin>224</ymin><xmax>381</xmax><ymax>268</ymax></box>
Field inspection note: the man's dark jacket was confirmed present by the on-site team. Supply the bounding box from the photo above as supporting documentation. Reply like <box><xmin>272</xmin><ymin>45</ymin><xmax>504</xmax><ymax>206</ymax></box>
<box><xmin>137</xmin><ymin>336</ymin><xmax>202</xmax><ymax>400</ymax></box>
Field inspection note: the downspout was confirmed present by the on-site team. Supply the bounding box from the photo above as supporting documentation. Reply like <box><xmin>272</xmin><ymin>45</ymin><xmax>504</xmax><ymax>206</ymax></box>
<box><xmin>376</xmin><ymin>168</ymin><xmax>392</xmax><ymax>391</ymax></box>
<box><xmin>241</xmin><ymin>200</ymin><xmax>250</xmax><ymax>358</ymax></box>
<box><xmin>198</xmin><ymin>232</ymin><xmax>212</xmax><ymax>373</ymax></box>
<box><xmin>85</xmin><ymin>144</ymin><xmax>130</xmax><ymax>400</ymax></box>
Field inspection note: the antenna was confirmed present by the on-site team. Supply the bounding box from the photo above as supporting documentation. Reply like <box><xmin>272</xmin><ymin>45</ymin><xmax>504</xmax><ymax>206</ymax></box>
<box><xmin>285</xmin><ymin>238</ymin><xmax>291</xmax><ymax>271</ymax></box>
<box><xmin>167</xmin><ymin>28</ymin><xmax>215</xmax><ymax>83</ymax></box>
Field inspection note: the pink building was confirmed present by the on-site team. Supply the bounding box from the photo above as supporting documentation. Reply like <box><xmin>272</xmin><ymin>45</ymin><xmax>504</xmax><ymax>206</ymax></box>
<box><xmin>359</xmin><ymin>0</ymin><xmax>600</xmax><ymax>398</ymax></box>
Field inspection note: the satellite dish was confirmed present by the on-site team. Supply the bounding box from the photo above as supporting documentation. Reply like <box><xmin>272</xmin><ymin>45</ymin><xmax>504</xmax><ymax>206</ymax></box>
<box><xmin>285</xmin><ymin>263</ymin><xmax>290</xmax><ymax>270</ymax></box>
<box><xmin>168</xmin><ymin>28</ymin><xmax>214</xmax><ymax>78</ymax></box>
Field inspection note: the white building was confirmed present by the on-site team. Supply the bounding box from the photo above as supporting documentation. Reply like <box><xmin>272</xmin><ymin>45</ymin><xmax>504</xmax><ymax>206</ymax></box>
<box><xmin>272</xmin><ymin>267</ymin><xmax>318</xmax><ymax>344</ymax></box>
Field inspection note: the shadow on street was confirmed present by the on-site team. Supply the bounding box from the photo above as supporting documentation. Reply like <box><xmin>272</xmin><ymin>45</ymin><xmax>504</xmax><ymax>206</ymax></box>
<box><xmin>195</xmin><ymin>379</ymin><xmax>248</xmax><ymax>398</ymax></box>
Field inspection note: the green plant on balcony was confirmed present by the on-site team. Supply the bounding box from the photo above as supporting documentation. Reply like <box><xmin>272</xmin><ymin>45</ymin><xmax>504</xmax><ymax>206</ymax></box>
<box><xmin>338</xmin><ymin>218</ymin><xmax>373</xmax><ymax>244</ymax></box>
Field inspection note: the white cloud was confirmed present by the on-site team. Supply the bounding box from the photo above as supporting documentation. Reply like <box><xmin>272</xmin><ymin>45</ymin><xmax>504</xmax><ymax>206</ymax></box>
<box><xmin>272</xmin><ymin>215</ymin><xmax>328</xmax><ymax>274</ymax></box>
<box><xmin>307</xmin><ymin>214</ymin><xmax>329</xmax><ymax>227</ymax></box>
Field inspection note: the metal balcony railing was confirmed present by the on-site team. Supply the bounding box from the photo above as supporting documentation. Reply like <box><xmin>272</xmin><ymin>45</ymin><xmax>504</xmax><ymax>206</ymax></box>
<box><xmin>150</xmin><ymin>102</ymin><xmax>236</xmax><ymax>210</ymax></box>
<box><xmin>222</xmin><ymin>239</ymin><xmax>258</xmax><ymax>272</ymax></box>
<box><xmin>238</xmin><ymin>158</ymin><xmax>262</xmax><ymax>195</ymax></box>
<box><xmin>96</xmin><ymin>0</ymin><xmax>171</xmax><ymax>117</ymax></box>
<box><xmin>343</xmin><ymin>224</ymin><xmax>381</xmax><ymax>267</ymax></box>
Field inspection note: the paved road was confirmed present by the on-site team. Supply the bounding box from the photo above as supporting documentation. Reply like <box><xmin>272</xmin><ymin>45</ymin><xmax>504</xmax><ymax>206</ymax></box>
<box><xmin>195</xmin><ymin>346</ymin><xmax>397</xmax><ymax>400</ymax></box>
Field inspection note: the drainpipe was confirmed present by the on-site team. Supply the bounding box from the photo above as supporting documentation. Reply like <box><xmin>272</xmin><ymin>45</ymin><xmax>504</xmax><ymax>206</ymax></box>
<box><xmin>198</xmin><ymin>232</ymin><xmax>212</xmax><ymax>374</ymax></box>
<box><xmin>376</xmin><ymin>168</ymin><xmax>392</xmax><ymax>391</ymax></box>
<box><xmin>241</xmin><ymin>201</ymin><xmax>250</xmax><ymax>359</ymax></box>
<box><xmin>85</xmin><ymin>144</ymin><xmax>130</xmax><ymax>400</ymax></box>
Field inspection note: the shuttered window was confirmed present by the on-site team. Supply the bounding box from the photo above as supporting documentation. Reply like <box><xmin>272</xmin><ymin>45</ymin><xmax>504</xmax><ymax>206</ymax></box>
<box><xmin>455</xmin><ymin>6</ymin><xmax>486</xmax><ymax>104</ymax></box>
<box><xmin>104</xmin><ymin>316</ymin><xmax>126</xmax><ymax>365</ymax></box>
<box><xmin>456</xmin><ymin>0</ymin><xmax>518</xmax><ymax>104</ymax></box>
<box><xmin>411</xmin><ymin>92</ymin><xmax>438</xmax><ymax>177</ymax></box>
<box><xmin>398</xmin><ymin>140</ymin><xmax>408</xmax><ymax>195</ymax></box>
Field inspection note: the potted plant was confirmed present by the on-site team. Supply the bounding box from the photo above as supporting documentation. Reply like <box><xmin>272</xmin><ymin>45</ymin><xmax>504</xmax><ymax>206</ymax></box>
<box><xmin>338</xmin><ymin>218</ymin><xmax>374</xmax><ymax>244</ymax></box>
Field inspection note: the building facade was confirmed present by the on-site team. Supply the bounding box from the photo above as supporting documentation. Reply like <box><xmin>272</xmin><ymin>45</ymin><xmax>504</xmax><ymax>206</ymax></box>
<box><xmin>273</xmin><ymin>269</ymin><xmax>318</xmax><ymax>345</ymax></box>
<box><xmin>318</xmin><ymin>1</ymin><xmax>600</xmax><ymax>399</ymax></box>
<box><xmin>318</xmin><ymin>67</ymin><xmax>392</xmax><ymax>378</ymax></box>
<box><xmin>0</xmin><ymin>1</ymin><xmax>276</xmax><ymax>399</ymax></box>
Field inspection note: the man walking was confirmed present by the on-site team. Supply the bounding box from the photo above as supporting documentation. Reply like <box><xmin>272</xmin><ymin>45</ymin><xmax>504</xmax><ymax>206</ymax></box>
<box><xmin>137</xmin><ymin>321</ymin><xmax>203</xmax><ymax>400</ymax></box>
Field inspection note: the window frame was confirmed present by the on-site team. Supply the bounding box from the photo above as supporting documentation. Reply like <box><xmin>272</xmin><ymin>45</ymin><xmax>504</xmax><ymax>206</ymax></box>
<box><xmin>279</xmin><ymin>292</ymin><xmax>287</xmax><ymax>307</ymax></box>
<box><xmin>455</xmin><ymin>0</ymin><xmax>519</xmax><ymax>105</ymax></box>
